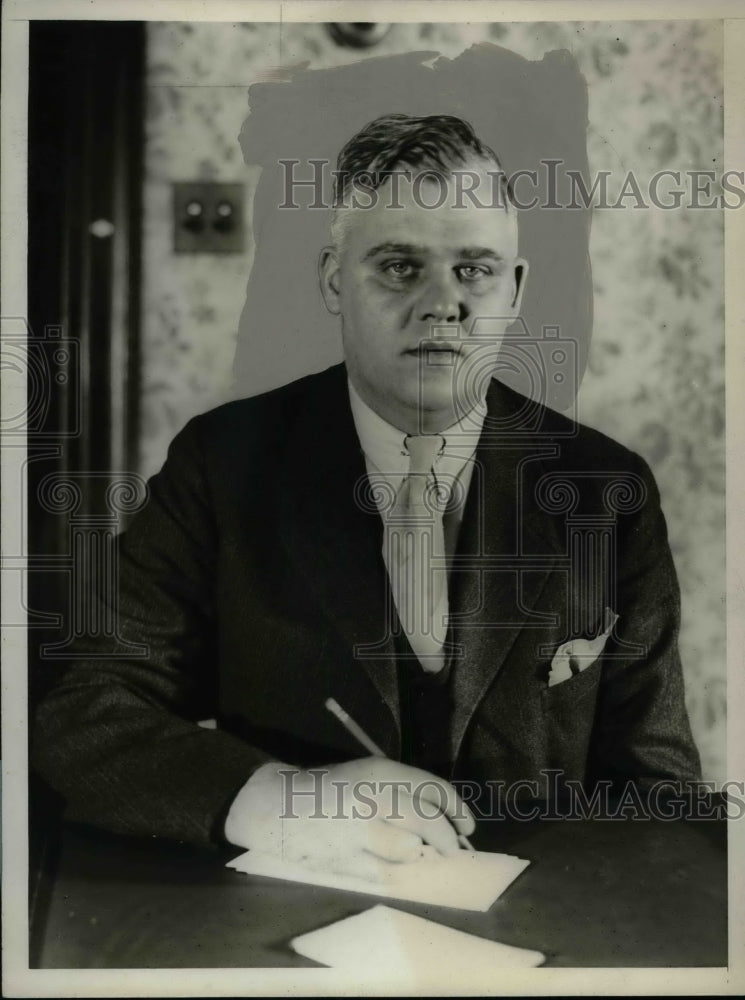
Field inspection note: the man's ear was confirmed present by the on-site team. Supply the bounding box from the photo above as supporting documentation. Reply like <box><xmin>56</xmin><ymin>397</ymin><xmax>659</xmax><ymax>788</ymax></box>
<box><xmin>318</xmin><ymin>246</ymin><xmax>342</xmax><ymax>315</ymax></box>
<box><xmin>510</xmin><ymin>257</ymin><xmax>529</xmax><ymax>315</ymax></box>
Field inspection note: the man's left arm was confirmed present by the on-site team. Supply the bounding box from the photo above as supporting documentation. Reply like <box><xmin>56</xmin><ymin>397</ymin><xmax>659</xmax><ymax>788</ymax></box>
<box><xmin>588</xmin><ymin>451</ymin><xmax>702</xmax><ymax>787</ymax></box>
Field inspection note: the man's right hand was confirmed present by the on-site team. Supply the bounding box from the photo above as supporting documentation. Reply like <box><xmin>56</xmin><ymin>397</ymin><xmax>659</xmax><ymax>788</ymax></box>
<box><xmin>224</xmin><ymin>757</ymin><xmax>476</xmax><ymax>881</ymax></box>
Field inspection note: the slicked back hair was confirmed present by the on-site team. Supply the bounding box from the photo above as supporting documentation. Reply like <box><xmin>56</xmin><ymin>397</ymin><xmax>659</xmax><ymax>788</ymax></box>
<box><xmin>330</xmin><ymin>113</ymin><xmax>514</xmax><ymax>249</ymax></box>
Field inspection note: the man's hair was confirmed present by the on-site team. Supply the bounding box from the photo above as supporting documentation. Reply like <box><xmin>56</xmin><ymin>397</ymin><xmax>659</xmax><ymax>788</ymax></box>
<box><xmin>330</xmin><ymin>113</ymin><xmax>514</xmax><ymax>249</ymax></box>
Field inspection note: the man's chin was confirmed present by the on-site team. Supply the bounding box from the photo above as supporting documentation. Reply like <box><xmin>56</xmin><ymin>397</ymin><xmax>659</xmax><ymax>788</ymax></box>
<box><xmin>415</xmin><ymin>364</ymin><xmax>491</xmax><ymax>416</ymax></box>
<box><xmin>403</xmin><ymin>383</ymin><xmax>473</xmax><ymax>428</ymax></box>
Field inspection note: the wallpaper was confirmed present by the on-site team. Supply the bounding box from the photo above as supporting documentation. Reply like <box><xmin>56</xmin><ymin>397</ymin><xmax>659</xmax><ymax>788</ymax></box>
<box><xmin>140</xmin><ymin>20</ymin><xmax>725</xmax><ymax>783</ymax></box>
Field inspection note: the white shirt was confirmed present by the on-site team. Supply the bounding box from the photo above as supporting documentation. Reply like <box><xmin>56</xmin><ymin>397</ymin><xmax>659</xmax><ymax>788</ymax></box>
<box><xmin>347</xmin><ymin>381</ymin><xmax>486</xmax><ymax>562</ymax></box>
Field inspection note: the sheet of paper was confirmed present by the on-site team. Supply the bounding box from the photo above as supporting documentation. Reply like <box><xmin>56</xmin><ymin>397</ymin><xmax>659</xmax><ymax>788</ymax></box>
<box><xmin>290</xmin><ymin>904</ymin><xmax>545</xmax><ymax>975</ymax></box>
<box><xmin>226</xmin><ymin>847</ymin><xmax>530</xmax><ymax>912</ymax></box>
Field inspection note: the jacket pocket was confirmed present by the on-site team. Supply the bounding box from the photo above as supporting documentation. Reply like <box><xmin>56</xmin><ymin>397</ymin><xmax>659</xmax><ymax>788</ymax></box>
<box><xmin>541</xmin><ymin>657</ymin><xmax>603</xmax><ymax>780</ymax></box>
<box><xmin>543</xmin><ymin>656</ymin><xmax>603</xmax><ymax>710</ymax></box>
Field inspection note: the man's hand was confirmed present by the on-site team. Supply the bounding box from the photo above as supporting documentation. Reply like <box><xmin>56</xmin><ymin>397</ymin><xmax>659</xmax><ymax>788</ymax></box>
<box><xmin>224</xmin><ymin>757</ymin><xmax>475</xmax><ymax>881</ymax></box>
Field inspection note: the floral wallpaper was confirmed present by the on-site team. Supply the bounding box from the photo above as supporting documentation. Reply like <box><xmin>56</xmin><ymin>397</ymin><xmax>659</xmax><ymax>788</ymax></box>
<box><xmin>141</xmin><ymin>20</ymin><xmax>724</xmax><ymax>783</ymax></box>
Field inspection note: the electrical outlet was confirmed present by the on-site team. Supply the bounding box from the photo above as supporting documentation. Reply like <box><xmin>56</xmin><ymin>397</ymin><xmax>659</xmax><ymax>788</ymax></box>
<box><xmin>173</xmin><ymin>182</ymin><xmax>245</xmax><ymax>253</ymax></box>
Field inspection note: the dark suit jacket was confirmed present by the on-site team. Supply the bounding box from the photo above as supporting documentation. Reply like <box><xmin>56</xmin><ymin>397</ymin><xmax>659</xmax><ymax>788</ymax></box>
<box><xmin>32</xmin><ymin>363</ymin><xmax>701</xmax><ymax>846</ymax></box>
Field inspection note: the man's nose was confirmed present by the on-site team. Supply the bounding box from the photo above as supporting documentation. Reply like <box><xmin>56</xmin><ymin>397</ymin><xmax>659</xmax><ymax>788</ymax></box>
<box><xmin>418</xmin><ymin>273</ymin><xmax>468</xmax><ymax>325</ymax></box>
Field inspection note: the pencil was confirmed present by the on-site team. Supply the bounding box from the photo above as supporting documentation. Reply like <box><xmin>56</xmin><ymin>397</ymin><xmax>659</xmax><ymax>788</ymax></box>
<box><xmin>324</xmin><ymin>697</ymin><xmax>474</xmax><ymax>851</ymax></box>
<box><xmin>324</xmin><ymin>697</ymin><xmax>385</xmax><ymax>757</ymax></box>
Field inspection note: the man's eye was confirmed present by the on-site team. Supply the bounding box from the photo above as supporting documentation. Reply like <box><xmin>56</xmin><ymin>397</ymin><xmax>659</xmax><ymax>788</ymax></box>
<box><xmin>457</xmin><ymin>265</ymin><xmax>491</xmax><ymax>281</ymax></box>
<box><xmin>382</xmin><ymin>261</ymin><xmax>416</xmax><ymax>279</ymax></box>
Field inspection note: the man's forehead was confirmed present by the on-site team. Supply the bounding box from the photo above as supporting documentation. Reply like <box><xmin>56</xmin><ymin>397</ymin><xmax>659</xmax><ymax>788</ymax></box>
<box><xmin>346</xmin><ymin>186</ymin><xmax>517</xmax><ymax>256</ymax></box>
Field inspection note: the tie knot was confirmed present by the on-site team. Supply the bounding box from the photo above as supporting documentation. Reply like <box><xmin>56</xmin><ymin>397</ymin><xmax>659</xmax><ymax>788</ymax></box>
<box><xmin>404</xmin><ymin>434</ymin><xmax>444</xmax><ymax>477</ymax></box>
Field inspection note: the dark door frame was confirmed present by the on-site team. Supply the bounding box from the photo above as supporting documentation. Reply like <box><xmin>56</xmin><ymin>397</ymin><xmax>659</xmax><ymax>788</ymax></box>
<box><xmin>27</xmin><ymin>20</ymin><xmax>146</xmax><ymax>964</ymax></box>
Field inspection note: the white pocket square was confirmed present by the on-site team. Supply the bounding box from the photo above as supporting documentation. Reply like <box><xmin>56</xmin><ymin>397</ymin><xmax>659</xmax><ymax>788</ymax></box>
<box><xmin>548</xmin><ymin>607</ymin><xmax>619</xmax><ymax>688</ymax></box>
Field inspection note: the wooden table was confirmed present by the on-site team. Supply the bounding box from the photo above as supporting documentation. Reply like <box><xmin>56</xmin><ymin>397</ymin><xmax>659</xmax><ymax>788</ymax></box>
<box><xmin>32</xmin><ymin>807</ymin><xmax>727</xmax><ymax>969</ymax></box>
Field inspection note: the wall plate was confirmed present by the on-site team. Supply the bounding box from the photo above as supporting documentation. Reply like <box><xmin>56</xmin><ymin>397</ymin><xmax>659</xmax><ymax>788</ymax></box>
<box><xmin>173</xmin><ymin>182</ymin><xmax>245</xmax><ymax>253</ymax></box>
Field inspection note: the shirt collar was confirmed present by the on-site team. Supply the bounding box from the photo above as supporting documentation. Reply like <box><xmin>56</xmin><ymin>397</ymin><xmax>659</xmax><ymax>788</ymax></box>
<box><xmin>348</xmin><ymin>380</ymin><xmax>486</xmax><ymax>483</ymax></box>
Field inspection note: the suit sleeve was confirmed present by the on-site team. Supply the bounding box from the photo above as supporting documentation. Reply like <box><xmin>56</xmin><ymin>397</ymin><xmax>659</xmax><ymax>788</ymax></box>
<box><xmin>588</xmin><ymin>451</ymin><xmax>702</xmax><ymax>787</ymax></box>
<box><xmin>31</xmin><ymin>417</ymin><xmax>275</xmax><ymax>847</ymax></box>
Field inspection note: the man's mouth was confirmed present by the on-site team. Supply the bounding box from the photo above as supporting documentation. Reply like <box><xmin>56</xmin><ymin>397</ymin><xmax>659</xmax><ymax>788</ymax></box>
<box><xmin>406</xmin><ymin>341</ymin><xmax>463</xmax><ymax>354</ymax></box>
<box><xmin>405</xmin><ymin>342</ymin><xmax>463</xmax><ymax>366</ymax></box>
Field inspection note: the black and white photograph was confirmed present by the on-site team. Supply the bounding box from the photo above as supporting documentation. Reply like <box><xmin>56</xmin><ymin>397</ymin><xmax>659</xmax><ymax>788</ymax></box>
<box><xmin>2</xmin><ymin>0</ymin><xmax>744</xmax><ymax>995</ymax></box>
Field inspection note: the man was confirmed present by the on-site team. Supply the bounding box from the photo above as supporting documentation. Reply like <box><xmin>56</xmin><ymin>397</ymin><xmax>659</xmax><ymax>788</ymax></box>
<box><xmin>33</xmin><ymin>115</ymin><xmax>700</xmax><ymax>877</ymax></box>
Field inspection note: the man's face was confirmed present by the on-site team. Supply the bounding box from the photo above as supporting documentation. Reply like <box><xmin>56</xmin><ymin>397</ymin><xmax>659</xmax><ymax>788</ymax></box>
<box><xmin>319</xmin><ymin>164</ymin><xmax>527</xmax><ymax>433</ymax></box>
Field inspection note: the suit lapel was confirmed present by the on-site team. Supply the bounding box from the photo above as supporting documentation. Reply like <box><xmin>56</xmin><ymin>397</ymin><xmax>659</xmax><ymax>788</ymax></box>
<box><xmin>447</xmin><ymin>379</ymin><xmax>565</xmax><ymax>768</ymax></box>
<box><xmin>277</xmin><ymin>365</ymin><xmax>401</xmax><ymax>752</ymax></box>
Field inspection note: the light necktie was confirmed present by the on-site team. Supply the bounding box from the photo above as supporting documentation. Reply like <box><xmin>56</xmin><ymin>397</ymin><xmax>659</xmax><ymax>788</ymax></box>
<box><xmin>382</xmin><ymin>434</ymin><xmax>449</xmax><ymax>673</ymax></box>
